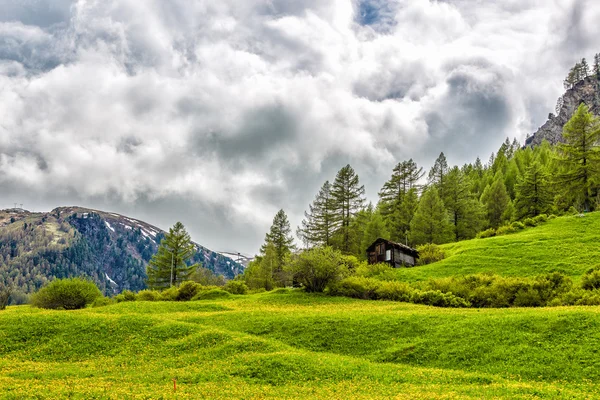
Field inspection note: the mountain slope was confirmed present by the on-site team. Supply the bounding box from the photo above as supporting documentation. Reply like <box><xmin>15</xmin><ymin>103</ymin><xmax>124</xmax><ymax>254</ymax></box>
<box><xmin>390</xmin><ymin>212</ymin><xmax>600</xmax><ymax>282</ymax></box>
<box><xmin>0</xmin><ymin>206</ymin><xmax>244</xmax><ymax>296</ymax></box>
<box><xmin>526</xmin><ymin>76</ymin><xmax>600</xmax><ymax>146</ymax></box>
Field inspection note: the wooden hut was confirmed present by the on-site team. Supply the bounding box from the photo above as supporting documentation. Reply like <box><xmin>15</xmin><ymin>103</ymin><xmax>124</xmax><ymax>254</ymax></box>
<box><xmin>366</xmin><ymin>238</ymin><xmax>419</xmax><ymax>268</ymax></box>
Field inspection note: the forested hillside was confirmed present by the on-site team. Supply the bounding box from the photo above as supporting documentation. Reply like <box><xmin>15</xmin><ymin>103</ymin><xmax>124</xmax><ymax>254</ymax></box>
<box><xmin>0</xmin><ymin>207</ymin><xmax>243</xmax><ymax>300</ymax></box>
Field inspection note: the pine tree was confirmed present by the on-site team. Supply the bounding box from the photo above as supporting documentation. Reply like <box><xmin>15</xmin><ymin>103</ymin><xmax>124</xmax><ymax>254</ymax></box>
<box><xmin>514</xmin><ymin>161</ymin><xmax>552</xmax><ymax>218</ymax></box>
<box><xmin>581</xmin><ymin>58</ymin><xmax>590</xmax><ymax>79</ymax></box>
<box><xmin>428</xmin><ymin>152</ymin><xmax>449</xmax><ymax>199</ymax></box>
<box><xmin>261</xmin><ymin>209</ymin><xmax>295</xmax><ymax>283</ymax></box>
<box><xmin>594</xmin><ymin>53</ymin><xmax>600</xmax><ymax>79</ymax></box>
<box><xmin>389</xmin><ymin>187</ymin><xmax>419</xmax><ymax>243</ymax></box>
<box><xmin>146</xmin><ymin>222</ymin><xmax>198</xmax><ymax>289</ymax></box>
<box><xmin>480</xmin><ymin>176</ymin><xmax>510</xmax><ymax>228</ymax></box>
<box><xmin>409</xmin><ymin>187</ymin><xmax>452</xmax><ymax>245</ymax></box>
<box><xmin>444</xmin><ymin>167</ymin><xmax>485</xmax><ymax>240</ymax></box>
<box><xmin>556</xmin><ymin>104</ymin><xmax>600</xmax><ymax>212</ymax></box>
<box><xmin>298</xmin><ymin>181</ymin><xmax>335</xmax><ymax>247</ymax></box>
<box><xmin>330</xmin><ymin>164</ymin><xmax>366</xmax><ymax>253</ymax></box>
<box><xmin>359</xmin><ymin>209</ymin><xmax>390</xmax><ymax>259</ymax></box>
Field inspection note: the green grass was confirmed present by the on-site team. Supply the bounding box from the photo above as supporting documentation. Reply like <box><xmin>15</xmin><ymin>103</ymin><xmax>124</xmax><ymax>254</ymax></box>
<box><xmin>394</xmin><ymin>212</ymin><xmax>600</xmax><ymax>282</ymax></box>
<box><xmin>2</xmin><ymin>292</ymin><xmax>600</xmax><ymax>398</ymax></box>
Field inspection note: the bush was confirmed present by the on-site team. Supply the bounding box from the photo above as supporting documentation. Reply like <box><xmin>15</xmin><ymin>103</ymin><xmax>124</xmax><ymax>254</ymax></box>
<box><xmin>411</xmin><ymin>290</ymin><xmax>470</xmax><ymax>308</ymax></box>
<box><xmin>496</xmin><ymin>225</ymin><xmax>517</xmax><ymax>236</ymax></box>
<box><xmin>533</xmin><ymin>214</ymin><xmax>548</xmax><ymax>224</ymax></box>
<box><xmin>476</xmin><ymin>228</ymin><xmax>496</xmax><ymax>239</ymax></box>
<box><xmin>355</xmin><ymin>263</ymin><xmax>393</xmax><ymax>278</ymax></box>
<box><xmin>287</xmin><ymin>247</ymin><xmax>350</xmax><ymax>293</ymax></box>
<box><xmin>136</xmin><ymin>290</ymin><xmax>160</xmax><ymax>301</ymax></box>
<box><xmin>330</xmin><ymin>277</ymin><xmax>383</xmax><ymax>300</ymax></box>
<box><xmin>582</xmin><ymin>267</ymin><xmax>600</xmax><ymax>290</ymax></box>
<box><xmin>91</xmin><ymin>297</ymin><xmax>114</xmax><ymax>308</ymax></box>
<box><xmin>511</xmin><ymin>221</ymin><xmax>525</xmax><ymax>230</ymax></box>
<box><xmin>31</xmin><ymin>278</ymin><xmax>103</xmax><ymax>310</ymax></box>
<box><xmin>376</xmin><ymin>281</ymin><xmax>413</xmax><ymax>302</ymax></box>
<box><xmin>160</xmin><ymin>287</ymin><xmax>179</xmax><ymax>301</ymax></box>
<box><xmin>547</xmin><ymin>214</ymin><xmax>557</xmax><ymax>220</ymax></box>
<box><xmin>192</xmin><ymin>289</ymin><xmax>232</xmax><ymax>300</ymax></box>
<box><xmin>415</xmin><ymin>244</ymin><xmax>445</xmax><ymax>265</ymax></box>
<box><xmin>0</xmin><ymin>285</ymin><xmax>11</xmax><ymax>310</ymax></box>
<box><xmin>224</xmin><ymin>280</ymin><xmax>248</xmax><ymax>295</ymax></box>
<box><xmin>523</xmin><ymin>218</ymin><xmax>536</xmax><ymax>227</ymax></box>
<box><xmin>177</xmin><ymin>281</ymin><xmax>203</xmax><ymax>301</ymax></box>
<box><xmin>115</xmin><ymin>290</ymin><xmax>136</xmax><ymax>303</ymax></box>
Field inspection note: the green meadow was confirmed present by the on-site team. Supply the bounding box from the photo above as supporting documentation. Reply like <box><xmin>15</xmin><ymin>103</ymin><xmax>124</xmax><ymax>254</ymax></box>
<box><xmin>393</xmin><ymin>212</ymin><xmax>600</xmax><ymax>282</ymax></box>
<box><xmin>2</xmin><ymin>292</ymin><xmax>600</xmax><ymax>399</ymax></box>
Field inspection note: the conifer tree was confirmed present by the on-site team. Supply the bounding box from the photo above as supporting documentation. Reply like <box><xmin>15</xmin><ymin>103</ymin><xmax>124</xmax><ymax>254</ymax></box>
<box><xmin>444</xmin><ymin>167</ymin><xmax>485</xmax><ymax>240</ymax></box>
<box><xmin>261</xmin><ymin>209</ymin><xmax>295</xmax><ymax>283</ymax></box>
<box><xmin>556</xmin><ymin>104</ymin><xmax>600</xmax><ymax>212</ymax></box>
<box><xmin>428</xmin><ymin>152</ymin><xmax>449</xmax><ymax>199</ymax></box>
<box><xmin>359</xmin><ymin>210</ymin><xmax>390</xmax><ymax>259</ymax></box>
<box><xmin>480</xmin><ymin>176</ymin><xmax>510</xmax><ymax>228</ymax></box>
<box><xmin>389</xmin><ymin>187</ymin><xmax>419</xmax><ymax>243</ymax></box>
<box><xmin>331</xmin><ymin>164</ymin><xmax>366</xmax><ymax>253</ymax></box>
<box><xmin>243</xmin><ymin>244</ymin><xmax>276</xmax><ymax>290</ymax></box>
<box><xmin>146</xmin><ymin>222</ymin><xmax>198</xmax><ymax>289</ymax></box>
<box><xmin>409</xmin><ymin>187</ymin><xmax>452</xmax><ymax>245</ymax></box>
<box><xmin>298</xmin><ymin>181</ymin><xmax>334</xmax><ymax>247</ymax></box>
<box><xmin>594</xmin><ymin>54</ymin><xmax>600</xmax><ymax>79</ymax></box>
<box><xmin>581</xmin><ymin>58</ymin><xmax>590</xmax><ymax>78</ymax></box>
<box><xmin>514</xmin><ymin>161</ymin><xmax>552</xmax><ymax>218</ymax></box>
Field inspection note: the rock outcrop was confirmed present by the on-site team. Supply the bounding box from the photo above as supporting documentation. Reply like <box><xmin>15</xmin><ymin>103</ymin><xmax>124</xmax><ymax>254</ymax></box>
<box><xmin>526</xmin><ymin>76</ymin><xmax>600</xmax><ymax>147</ymax></box>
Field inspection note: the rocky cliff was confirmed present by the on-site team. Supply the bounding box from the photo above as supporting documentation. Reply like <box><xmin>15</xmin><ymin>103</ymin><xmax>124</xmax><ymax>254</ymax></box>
<box><xmin>526</xmin><ymin>76</ymin><xmax>600</xmax><ymax>147</ymax></box>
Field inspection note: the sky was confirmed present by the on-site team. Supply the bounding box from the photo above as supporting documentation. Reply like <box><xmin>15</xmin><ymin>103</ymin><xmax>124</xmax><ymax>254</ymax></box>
<box><xmin>1</xmin><ymin>0</ymin><xmax>599</xmax><ymax>255</ymax></box>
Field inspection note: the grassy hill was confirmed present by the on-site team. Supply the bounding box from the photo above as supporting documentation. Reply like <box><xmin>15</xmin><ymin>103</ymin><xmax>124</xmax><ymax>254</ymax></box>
<box><xmin>2</xmin><ymin>292</ymin><xmax>600</xmax><ymax>398</ymax></box>
<box><xmin>393</xmin><ymin>212</ymin><xmax>600</xmax><ymax>282</ymax></box>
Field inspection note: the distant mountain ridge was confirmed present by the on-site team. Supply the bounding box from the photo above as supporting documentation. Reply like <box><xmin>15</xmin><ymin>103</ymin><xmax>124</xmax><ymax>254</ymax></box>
<box><xmin>526</xmin><ymin>76</ymin><xmax>600</xmax><ymax>146</ymax></box>
<box><xmin>0</xmin><ymin>206</ymin><xmax>244</xmax><ymax>296</ymax></box>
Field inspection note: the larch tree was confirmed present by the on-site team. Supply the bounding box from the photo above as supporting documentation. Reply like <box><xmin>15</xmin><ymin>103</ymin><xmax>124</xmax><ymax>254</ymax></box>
<box><xmin>261</xmin><ymin>209</ymin><xmax>295</xmax><ymax>285</ymax></box>
<box><xmin>331</xmin><ymin>164</ymin><xmax>366</xmax><ymax>254</ymax></box>
<box><xmin>555</xmin><ymin>103</ymin><xmax>600</xmax><ymax>212</ymax></box>
<box><xmin>480</xmin><ymin>175</ymin><xmax>510</xmax><ymax>228</ymax></box>
<box><xmin>297</xmin><ymin>181</ymin><xmax>335</xmax><ymax>248</ymax></box>
<box><xmin>146</xmin><ymin>222</ymin><xmax>198</xmax><ymax>289</ymax></box>
<box><xmin>444</xmin><ymin>167</ymin><xmax>485</xmax><ymax>240</ymax></box>
<box><xmin>514</xmin><ymin>161</ymin><xmax>553</xmax><ymax>218</ymax></box>
<box><xmin>359</xmin><ymin>210</ymin><xmax>390</xmax><ymax>258</ymax></box>
<box><xmin>428</xmin><ymin>152</ymin><xmax>449</xmax><ymax>200</ymax></box>
<box><xmin>409</xmin><ymin>187</ymin><xmax>453</xmax><ymax>245</ymax></box>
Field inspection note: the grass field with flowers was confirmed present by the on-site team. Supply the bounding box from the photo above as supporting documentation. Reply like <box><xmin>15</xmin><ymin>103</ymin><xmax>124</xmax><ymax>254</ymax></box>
<box><xmin>1</xmin><ymin>291</ymin><xmax>600</xmax><ymax>399</ymax></box>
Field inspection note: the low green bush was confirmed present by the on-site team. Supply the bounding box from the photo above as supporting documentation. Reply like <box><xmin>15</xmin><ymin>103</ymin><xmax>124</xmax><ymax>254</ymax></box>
<box><xmin>533</xmin><ymin>214</ymin><xmax>548</xmax><ymax>224</ymax></box>
<box><xmin>288</xmin><ymin>247</ymin><xmax>350</xmax><ymax>293</ymax></box>
<box><xmin>330</xmin><ymin>276</ymin><xmax>383</xmax><ymax>300</ymax></box>
<box><xmin>511</xmin><ymin>221</ymin><xmax>525</xmax><ymax>230</ymax></box>
<box><xmin>177</xmin><ymin>281</ymin><xmax>203</xmax><ymax>301</ymax></box>
<box><xmin>476</xmin><ymin>228</ymin><xmax>496</xmax><ymax>239</ymax></box>
<box><xmin>415</xmin><ymin>244</ymin><xmax>445</xmax><ymax>265</ymax></box>
<box><xmin>581</xmin><ymin>266</ymin><xmax>600</xmax><ymax>290</ymax></box>
<box><xmin>136</xmin><ymin>290</ymin><xmax>160</xmax><ymax>301</ymax></box>
<box><xmin>192</xmin><ymin>289</ymin><xmax>232</xmax><ymax>300</ymax></box>
<box><xmin>224</xmin><ymin>280</ymin><xmax>249</xmax><ymax>295</ymax></box>
<box><xmin>91</xmin><ymin>297</ymin><xmax>114</xmax><ymax>308</ymax></box>
<box><xmin>115</xmin><ymin>290</ymin><xmax>136</xmax><ymax>303</ymax></box>
<box><xmin>496</xmin><ymin>225</ymin><xmax>517</xmax><ymax>236</ymax></box>
<box><xmin>411</xmin><ymin>290</ymin><xmax>470</xmax><ymax>308</ymax></box>
<box><xmin>547</xmin><ymin>214</ymin><xmax>557</xmax><ymax>220</ymax></box>
<box><xmin>523</xmin><ymin>218</ymin><xmax>536</xmax><ymax>227</ymax></box>
<box><xmin>355</xmin><ymin>263</ymin><xmax>393</xmax><ymax>278</ymax></box>
<box><xmin>31</xmin><ymin>278</ymin><xmax>102</xmax><ymax>310</ymax></box>
<box><xmin>160</xmin><ymin>287</ymin><xmax>179</xmax><ymax>301</ymax></box>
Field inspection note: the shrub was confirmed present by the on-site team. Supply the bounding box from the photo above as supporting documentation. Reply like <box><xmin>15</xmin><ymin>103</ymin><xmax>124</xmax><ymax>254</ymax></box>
<box><xmin>411</xmin><ymin>290</ymin><xmax>470</xmax><ymax>308</ymax></box>
<box><xmin>513</xmin><ymin>288</ymin><xmax>542</xmax><ymax>307</ymax></box>
<box><xmin>0</xmin><ymin>285</ymin><xmax>11</xmax><ymax>310</ymax></box>
<box><xmin>224</xmin><ymin>280</ymin><xmax>248</xmax><ymax>295</ymax></box>
<box><xmin>547</xmin><ymin>214</ymin><xmax>557</xmax><ymax>220</ymax></box>
<box><xmin>582</xmin><ymin>267</ymin><xmax>600</xmax><ymax>290</ymax></box>
<box><xmin>355</xmin><ymin>263</ymin><xmax>393</xmax><ymax>278</ymax></box>
<box><xmin>287</xmin><ymin>247</ymin><xmax>350</xmax><ymax>293</ymax></box>
<box><xmin>415</xmin><ymin>244</ymin><xmax>445</xmax><ymax>265</ymax></box>
<box><xmin>192</xmin><ymin>289</ymin><xmax>232</xmax><ymax>300</ymax></box>
<box><xmin>91</xmin><ymin>297</ymin><xmax>113</xmax><ymax>308</ymax></box>
<box><xmin>177</xmin><ymin>281</ymin><xmax>203</xmax><ymax>301</ymax></box>
<box><xmin>376</xmin><ymin>281</ymin><xmax>413</xmax><ymax>302</ymax></box>
<box><xmin>533</xmin><ymin>214</ymin><xmax>548</xmax><ymax>224</ymax></box>
<box><xmin>115</xmin><ymin>290</ymin><xmax>136</xmax><ymax>303</ymax></box>
<box><xmin>511</xmin><ymin>221</ymin><xmax>525</xmax><ymax>230</ymax></box>
<box><xmin>160</xmin><ymin>287</ymin><xmax>179</xmax><ymax>301</ymax></box>
<box><xmin>330</xmin><ymin>277</ymin><xmax>383</xmax><ymax>300</ymax></box>
<box><xmin>31</xmin><ymin>278</ymin><xmax>102</xmax><ymax>310</ymax></box>
<box><xmin>523</xmin><ymin>218</ymin><xmax>536</xmax><ymax>227</ymax></box>
<box><xmin>496</xmin><ymin>225</ymin><xmax>517</xmax><ymax>236</ymax></box>
<box><xmin>476</xmin><ymin>228</ymin><xmax>496</xmax><ymax>239</ymax></box>
<box><xmin>136</xmin><ymin>290</ymin><xmax>160</xmax><ymax>301</ymax></box>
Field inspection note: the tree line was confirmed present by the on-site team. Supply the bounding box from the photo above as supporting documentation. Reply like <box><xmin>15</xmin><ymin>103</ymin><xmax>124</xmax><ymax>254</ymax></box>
<box><xmin>241</xmin><ymin>103</ymin><xmax>600</xmax><ymax>290</ymax></box>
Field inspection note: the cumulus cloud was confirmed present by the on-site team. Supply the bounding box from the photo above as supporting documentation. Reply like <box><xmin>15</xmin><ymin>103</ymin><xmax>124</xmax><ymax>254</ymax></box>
<box><xmin>1</xmin><ymin>0</ymin><xmax>599</xmax><ymax>253</ymax></box>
